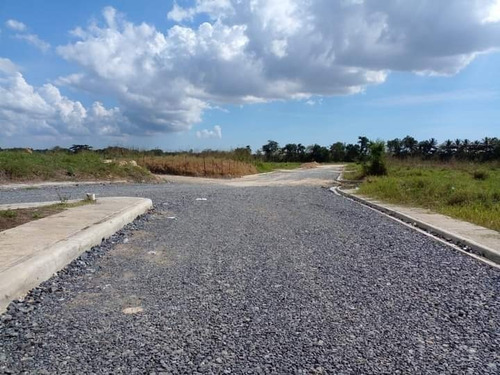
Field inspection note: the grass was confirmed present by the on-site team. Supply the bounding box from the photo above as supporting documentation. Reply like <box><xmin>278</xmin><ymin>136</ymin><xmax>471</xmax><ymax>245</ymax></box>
<box><xmin>341</xmin><ymin>163</ymin><xmax>364</xmax><ymax>180</ymax></box>
<box><xmin>254</xmin><ymin>162</ymin><xmax>302</xmax><ymax>173</ymax></box>
<box><xmin>0</xmin><ymin>200</ymin><xmax>94</xmax><ymax>232</ymax></box>
<box><xmin>0</xmin><ymin>150</ymin><xmax>154</xmax><ymax>183</ymax></box>
<box><xmin>356</xmin><ymin>159</ymin><xmax>500</xmax><ymax>231</ymax></box>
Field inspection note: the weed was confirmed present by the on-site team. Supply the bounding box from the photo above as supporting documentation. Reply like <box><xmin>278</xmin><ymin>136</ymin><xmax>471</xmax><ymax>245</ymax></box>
<box><xmin>55</xmin><ymin>189</ymin><xmax>70</xmax><ymax>203</ymax></box>
<box><xmin>0</xmin><ymin>210</ymin><xmax>17</xmax><ymax>219</ymax></box>
<box><xmin>473</xmin><ymin>170</ymin><xmax>489</xmax><ymax>180</ymax></box>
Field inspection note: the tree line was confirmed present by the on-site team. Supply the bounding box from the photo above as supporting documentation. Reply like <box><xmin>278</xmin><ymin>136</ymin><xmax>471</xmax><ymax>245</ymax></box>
<box><xmin>259</xmin><ymin>136</ymin><xmax>500</xmax><ymax>163</ymax></box>
<box><xmin>2</xmin><ymin>136</ymin><xmax>498</xmax><ymax>164</ymax></box>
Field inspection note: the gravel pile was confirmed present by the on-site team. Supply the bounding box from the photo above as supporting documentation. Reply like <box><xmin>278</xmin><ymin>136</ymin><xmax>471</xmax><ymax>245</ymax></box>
<box><xmin>1</xmin><ymin>182</ymin><xmax>499</xmax><ymax>374</ymax></box>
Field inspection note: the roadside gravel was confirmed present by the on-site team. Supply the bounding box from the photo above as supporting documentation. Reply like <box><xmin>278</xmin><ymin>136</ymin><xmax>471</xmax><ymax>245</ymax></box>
<box><xmin>0</xmin><ymin>181</ymin><xmax>499</xmax><ymax>374</ymax></box>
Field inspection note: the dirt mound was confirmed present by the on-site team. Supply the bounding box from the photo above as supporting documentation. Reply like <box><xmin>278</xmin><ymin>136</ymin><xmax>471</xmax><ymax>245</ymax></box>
<box><xmin>301</xmin><ymin>162</ymin><xmax>320</xmax><ymax>169</ymax></box>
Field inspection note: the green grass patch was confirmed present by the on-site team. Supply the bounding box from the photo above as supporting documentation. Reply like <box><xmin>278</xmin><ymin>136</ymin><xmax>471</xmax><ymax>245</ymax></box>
<box><xmin>342</xmin><ymin>163</ymin><xmax>365</xmax><ymax>180</ymax></box>
<box><xmin>357</xmin><ymin>159</ymin><xmax>500</xmax><ymax>231</ymax></box>
<box><xmin>0</xmin><ymin>199</ymin><xmax>95</xmax><ymax>232</ymax></box>
<box><xmin>254</xmin><ymin>162</ymin><xmax>302</xmax><ymax>173</ymax></box>
<box><xmin>0</xmin><ymin>150</ymin><xmax>154</xmax><ymax>183</ymax></box>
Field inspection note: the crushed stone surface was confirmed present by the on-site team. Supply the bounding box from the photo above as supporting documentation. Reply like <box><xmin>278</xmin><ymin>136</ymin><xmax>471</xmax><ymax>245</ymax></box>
<box><xmin>0</xmin><ymin>173</ymin><xmax>499</xmax><ymax>374</ymax></box>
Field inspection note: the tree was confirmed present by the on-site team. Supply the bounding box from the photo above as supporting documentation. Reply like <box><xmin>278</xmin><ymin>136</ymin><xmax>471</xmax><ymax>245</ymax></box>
<box><xmin>386</xmin><ymin>138</ymin><xmax>402</xmax><ymax>157</ymax></box>
<box><xmin>345</xmin><ymin>144</ymin><xmax>360</xmax><ymax>162</ymax></box>
<box><xmin>262</xmin><ymin>140</ymin><xmax>280</xmax><ymax>161</ymax></box>
<box><xmin>402</xmin><ymin>136</ymin><xmax>418</xmax><ymax>157</ymax></box>
<box><xmin>297</xmin><ymin>143</ymin><xmax>306</xmax><ymax>161</ymax></box>
<box><xmin>417</xmin><ymin>138</ymin><xmax>437</xmax><ymax>158</ymax></box>
<box><xmin>358</xmin><ymin>136</ymin><xmax>370</xmax><ymax>162</ymax></box>
<box><xmin>308</xmin><ymin>144</ymin><xmax>330</xmax><ymax>163</ymax></box>
<box><xmin>330</xmin><ymin>142</ymin><xmax>346</xmax><ymax>162</ymax></box>
<box><xmin>282</xmin><ymin>143</ymin><xmax>299</xmax><ymax>162</ymax></box>
<box><xmin>439</xmin><ymin>139</ymin><xmax>455</xmax><ymax>160</ymax></box>
<box><xmin>69</xmin><ymin>144</ymin><xmax>92</xmax><ymax>153</ymax></box>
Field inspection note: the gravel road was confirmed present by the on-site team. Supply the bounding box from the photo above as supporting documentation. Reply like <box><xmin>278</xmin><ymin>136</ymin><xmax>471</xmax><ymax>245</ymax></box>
<box><xmin>0</xmin><ymin>167</ymin><xmax>499</xmax><ymax>374</ymax></box>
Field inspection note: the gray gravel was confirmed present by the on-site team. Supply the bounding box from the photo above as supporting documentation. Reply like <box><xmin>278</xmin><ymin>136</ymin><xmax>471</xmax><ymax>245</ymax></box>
<box><xmin>0</xmin><ymin>177</ymin><xmax>499</xmax><ymax>374</ymax></box>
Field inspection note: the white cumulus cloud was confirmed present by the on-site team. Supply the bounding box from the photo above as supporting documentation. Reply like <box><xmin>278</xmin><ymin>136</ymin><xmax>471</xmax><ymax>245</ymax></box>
<box><xmin>0</xmin><ymin>58</ymin><xmax>124</xmax><ymax>137</ymax></box>
<box><xmin>196</xmin><ymin>125</ymin><xmax>222</xmax><ymax>139</ymax></box>
<box><xmin>484</xmin><ymin>0</ymin><xmax>500</xmax><ymax>23</ymax></box>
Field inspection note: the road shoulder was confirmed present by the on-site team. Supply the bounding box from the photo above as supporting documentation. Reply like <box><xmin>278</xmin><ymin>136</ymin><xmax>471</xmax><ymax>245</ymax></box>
<box><xmin>334</xmin><ymin>187</ymin><xmax>500</xmax><ymax>266</ymax></box>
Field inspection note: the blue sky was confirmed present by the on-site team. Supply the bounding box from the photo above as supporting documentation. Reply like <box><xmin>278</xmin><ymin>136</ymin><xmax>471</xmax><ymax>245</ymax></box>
<box><xmin>1</xmin><ymin>0</ymin><xmax>499</xmax><ymax>151</ymax></box>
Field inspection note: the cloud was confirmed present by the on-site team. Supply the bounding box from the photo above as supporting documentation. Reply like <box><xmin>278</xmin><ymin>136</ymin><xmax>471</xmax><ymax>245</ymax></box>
<box><xmin>0</xmin><ymin>58</ymin><xmax>124</xmax><ymax>137</ymax></box>
<box><xmin>2</xmin><ymin>1</ymin><xmax>499</xmax><ymax>139</ymax></box>
<box><xmin>0</xmin><ymin>57</ymin><xmax>19</xmax><ymax>74</ymax></box>
<box><xmin>5</xmin><ymin>19</ymin><xmax>26</xmax><ymax>32</ymax></box>
<box><xmin>4</xmin><ymin>19</ymin><xmax>51</xmax><ymax>52</ymax></box>
<box><xmin>196</xmin><ymin>125</ymin><xmax>222</xmax><ymax>139</ymax></box>
<box><xmin>167</xmin><ymin>0</ymin><xmax>234</xmax><ymax>22</ymax></box>
<box><xmin>484</xmin><ymin>0</ymin><xmax>500</xmax><ymax>23</ymax></box>
<box><xmin>305</xmin><ymin>98</ymin><xmax>323</xmax><ymax>106</ymax></box>
<box><xmin>14</xmin><ymin>33</ymin><xmax>50</xmax><ymax>52</ymax></box>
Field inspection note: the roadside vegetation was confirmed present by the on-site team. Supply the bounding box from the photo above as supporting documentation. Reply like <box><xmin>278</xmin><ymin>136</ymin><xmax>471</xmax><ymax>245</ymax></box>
<box><xmin>141</xmin><ymin>155</ymin><xmax>257</xmax><ymax>177</ymax></box>
<box><xmin>255</xmin><ymin>162</ymin><xmax>301</xmax><ymax>173</ymax></box>
<box><xmin>0</xmin><ymin>200</ymin><xmax>94</xmax><ymax>232</ymax></box>
<box><xmin>0</xmin><ymin>149</ymin><xmax>153</xmax><ymax>183</ymax></box>
<box><xmin>1</xmin><ymin>135</ymin><xmax>498</xmax><ymax>187</ymax></box>
<box><xmin>357</xmin><ymin>159</ymin><xmax>500</xmax><ymax>231</ymax></box>
<box><xmin>340</xmin><ymin>136</ymin><xmax>500</xmax><ymax>231</ymax></box>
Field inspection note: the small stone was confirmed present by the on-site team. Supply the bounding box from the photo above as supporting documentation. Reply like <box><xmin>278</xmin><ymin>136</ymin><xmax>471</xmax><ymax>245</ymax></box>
<box><xmin>122</xmin><ymin>306</ymin><xmax>144</xmax><ymax>314</ymax></box>
<box><xmin>1</xmin><ymin>313</ymin><xmax>13</xmax><ymax>322</ymax></box>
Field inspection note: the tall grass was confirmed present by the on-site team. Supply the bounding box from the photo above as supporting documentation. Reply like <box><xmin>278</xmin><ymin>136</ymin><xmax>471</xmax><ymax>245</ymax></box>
<box><xmin>139</xmin><ymin>155</ymin><xmax>257</xmax><ymax>177</ymax></box>
<box><xmin>0</xmin><ymin>148</ymin><xmax>303</xmax><ymax>182</ymax></box>
<box><xmin>357</xmin><ymin>158</ymin><xmax>500</xmax><ymax>231</ymax></box>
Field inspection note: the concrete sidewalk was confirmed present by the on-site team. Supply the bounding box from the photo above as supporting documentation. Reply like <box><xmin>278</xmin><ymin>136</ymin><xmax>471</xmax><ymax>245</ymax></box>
<box><xmin>0</xmin><ymin>197</ymin><xmax>152</xmax><ymax>312</ymax></box>
<box><xmin>337</xmin><ymin>188</ymin><xmax>500</xmax><ymax>265</ymax></box>
<box><xmin>0</xmin><ymin>180</ymin><xmax>129</xmax><ymax>191</ymax></box>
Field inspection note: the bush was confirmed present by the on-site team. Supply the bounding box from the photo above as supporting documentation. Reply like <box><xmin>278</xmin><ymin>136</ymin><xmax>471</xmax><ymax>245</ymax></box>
<box><xmin>364</xmin><ymin>141</ymin><xmax>387</xmax><ymax>176</ymax></box>
<box><xmin>473</xmin><ymin>170</ymin><xmax>489</xmax><ymax>180</ymax></box>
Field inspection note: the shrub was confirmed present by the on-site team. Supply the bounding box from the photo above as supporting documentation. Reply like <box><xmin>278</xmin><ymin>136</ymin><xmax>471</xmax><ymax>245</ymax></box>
<box><xmin>364</xmin><ymin>141</ymin><xmax>387</xmax><ymax>176</ymax></box>
<box><xmin>473</xmin><ymin>170</ymin><xmax>489</xmax><ymax>180</ymax></box>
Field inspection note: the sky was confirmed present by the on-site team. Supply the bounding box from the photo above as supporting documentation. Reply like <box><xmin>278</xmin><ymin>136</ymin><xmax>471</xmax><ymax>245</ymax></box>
<box><xmin>0</xmin><ymin>0</ymin><xmax>499</xmax><ymax>151</ymax></box>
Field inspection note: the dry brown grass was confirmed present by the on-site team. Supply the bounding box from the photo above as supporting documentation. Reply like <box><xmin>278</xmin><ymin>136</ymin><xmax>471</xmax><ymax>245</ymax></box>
<box><xmin>139</xmin><ymin>155</ymin><xmax>257</xmax><ymax>178</ymax></box>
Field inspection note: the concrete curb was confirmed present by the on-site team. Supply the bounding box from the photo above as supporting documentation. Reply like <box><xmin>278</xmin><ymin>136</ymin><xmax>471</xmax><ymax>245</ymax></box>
<box><xmin>0</xmin><ymin>197</ymin><xmax>152</xmax><ymax>312</ymax></box>
<box><xmin>332</xmin><ymin>187</ymin><xmax>500</xmax><ymax>266</ymax></box>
